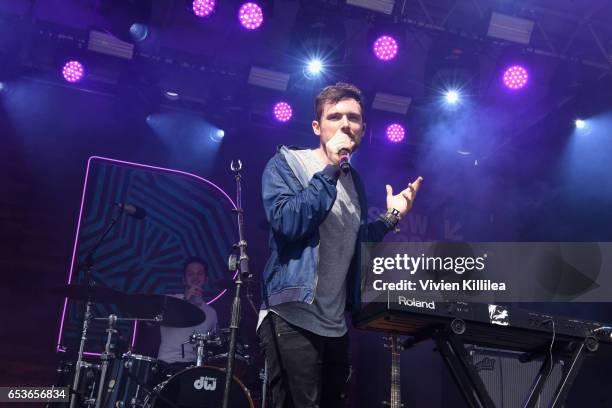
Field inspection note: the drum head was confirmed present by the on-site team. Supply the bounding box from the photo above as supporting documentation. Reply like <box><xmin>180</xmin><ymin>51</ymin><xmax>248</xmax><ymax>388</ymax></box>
<box><xmin>149</xmin><ymin>366</ymin><xmax>253</xmax><ymax>408</ymax></box>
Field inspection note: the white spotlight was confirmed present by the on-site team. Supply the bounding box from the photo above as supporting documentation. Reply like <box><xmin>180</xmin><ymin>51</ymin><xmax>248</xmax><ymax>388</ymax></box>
<box><xmin>445</xmin><ymin>90</ymin><xmax>460</xmax><ymax>105</ymax></box>
<box><xmin>208</xmin><ymin>128</ymin><xmax>225</xmax><ymax>143</ymax></box>
<box><xmin>575</xmin><ymin>119</ymin><xmax>586</xmax><ymax>129</ymax></box>
<box><xmin>307</xmin><ymin>59</ymin><xmax>323</xmax><ymax>75</ymax></box>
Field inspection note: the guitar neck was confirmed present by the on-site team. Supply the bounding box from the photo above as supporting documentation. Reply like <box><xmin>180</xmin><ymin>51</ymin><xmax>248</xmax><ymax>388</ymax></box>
<box><xmin>390</xmin><ymin>334</ymin><xmax>401</xmax><ymax>408</ymax></box>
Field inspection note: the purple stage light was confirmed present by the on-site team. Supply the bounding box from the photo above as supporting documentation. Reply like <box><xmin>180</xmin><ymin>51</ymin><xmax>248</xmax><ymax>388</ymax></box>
<box><xmin>373</xmin><ymin>35</ymin><xmax>398</xmax><ymax>61</ymax></box>
<box><xmin>386</xmin><ymin>123</ymin><xmax>405</xmax><ymax>143</ymax></box>
<box><xmin>62</xmin><ymin>61</ymin><xmax>85</xmax><ymax>83</ymax></box>
<box><xmin>238</xmin><ymin>2</ymin><xmax>263</xmax><ymax>30</ymax></box>
<box><xmin>273</xmin><ymin>102</ymin><xmax>293</xmax><ymax>122</ymax></box>
<box><xmin>503</xmin><ymin>65</ymin><xmax>528</xmax><ymax>90</ymax></box>
<box><xmin>192</xmin><ymin>0</ymin><xmax>215</xmax><ymax>17</ymax></box>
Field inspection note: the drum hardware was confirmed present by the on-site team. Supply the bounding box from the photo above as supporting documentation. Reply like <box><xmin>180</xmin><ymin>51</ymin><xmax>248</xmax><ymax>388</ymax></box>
<box><xmin>186</xmin><ymin>332</ymin><xmax>223</xmax><ymax>367</ymax></box>
<box><xmin>94</xmin><ymin>317</ymin><xmax>157</xmax><ymax>407</ymax></box>
<box><xmin>88</xmin><ymin>314</ymin><xmax>161</xmax><ymax>408</ymax></box>
<box><xmin>120</xmin><ymin>293</ymin><xmax>206</xmax><ymax>327</ymax></box>
<box><xmin>50</xmin><ymin>360</ymin><xmax>101</xmax><ymax>408</ymax></box>
<box><xmin>95</xmin><ymin>314</ymin><xmax>118</xmax><ymax>408</ymax></box>
<box><xmin>67</xmin><ymin>203</ymin><xmax>128</xmax><ymax>408</ymax></box>
<box><xmin>80</xmin><ymin>334</ymin><xmax>178</xmax><ymax>408</ymax></box>
<box><xmin>51</xmin><ymin>280</ymin><xmax>129</xmax><ymax>406</ymax></box>
<box><xmin>52</xmin><ymin>285</ymin><xmax>213</xmax><ymax>408</ymax></box>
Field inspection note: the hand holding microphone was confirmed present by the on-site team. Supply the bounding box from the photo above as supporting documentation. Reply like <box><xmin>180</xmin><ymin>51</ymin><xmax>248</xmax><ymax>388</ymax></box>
<box><xmin>185</xmin><ymin>286</ymin><xmax>203</xmax><ymax>305</ymax></box>
<box><xmin>325</xmin><ymin>130</ymin><xmax>355</xmax><ymax>172</ymax></box>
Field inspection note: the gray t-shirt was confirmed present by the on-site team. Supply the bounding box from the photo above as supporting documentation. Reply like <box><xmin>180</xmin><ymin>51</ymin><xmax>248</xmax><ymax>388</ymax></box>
<box><xmin>157</xmin><ymin>294</ymin><xmax>218</xmax><ymax>363</ymax></box>
<box><xmin>273</xmin><ymin>149</ymin><xmax>361</xmax><ymax>337</ymax></box>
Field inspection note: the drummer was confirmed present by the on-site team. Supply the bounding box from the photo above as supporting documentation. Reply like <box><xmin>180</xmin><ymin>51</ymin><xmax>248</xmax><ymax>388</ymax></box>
<box><xmin>157</xmin><ymin>256</ymin><xmax>218</xmax><ymax>368</ymax></box>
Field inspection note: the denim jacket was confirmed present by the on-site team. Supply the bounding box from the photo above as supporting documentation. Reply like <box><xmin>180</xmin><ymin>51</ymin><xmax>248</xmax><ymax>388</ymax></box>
<box><xmin>261</xmin><ymin>145</ymin><xmax>392</xmax><ymax>313</ymax></box>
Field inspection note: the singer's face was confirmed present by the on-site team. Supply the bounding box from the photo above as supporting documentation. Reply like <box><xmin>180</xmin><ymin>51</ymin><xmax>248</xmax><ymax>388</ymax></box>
<box><xmin>184</xmin><ymin>262</ymin><xmax>207</xmax><ymax>288</ymax></box>
<box><xmin>312</xmin><ymin>98</ymin><xmax>365</xmax><ymax>150</ymax></box>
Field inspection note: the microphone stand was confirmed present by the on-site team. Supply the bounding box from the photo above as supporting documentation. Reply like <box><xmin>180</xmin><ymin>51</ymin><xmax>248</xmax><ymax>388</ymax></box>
<box><xmin>69</xmin><ymin>206</ymin><xmax>123</xmax><ymax>408</ymax></box>
<box><xmin>222</xmin><ymin>160</ymin><xmax>252</xmax><ymax>408</ymax></box>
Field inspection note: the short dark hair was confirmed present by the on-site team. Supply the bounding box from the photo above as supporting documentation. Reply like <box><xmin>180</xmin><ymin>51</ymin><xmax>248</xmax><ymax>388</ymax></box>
<box><xmin>182</xmin><ymin>256</ymin><xmax>208</xmax><ymax>277</ymax></box>
<box><xmin>314</xmin><ymin>82</ymin><xmax>365</xmax><ymax>122</ymax></box>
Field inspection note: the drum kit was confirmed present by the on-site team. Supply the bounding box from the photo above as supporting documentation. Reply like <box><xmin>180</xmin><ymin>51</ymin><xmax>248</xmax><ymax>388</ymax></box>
<box><xmin>51</xmin><ymin>283</ymin><xmax>256</xmax><ymax>408</ymax></box>
<box><xmin>50</xmin><ymin>160</ymin><xmax>259</xmax><ymax>408</ymax></box>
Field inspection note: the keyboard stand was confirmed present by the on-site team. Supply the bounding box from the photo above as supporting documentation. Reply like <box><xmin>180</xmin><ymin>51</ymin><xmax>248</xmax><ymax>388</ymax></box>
<box><xmin>431</xmin><ymin>324</ymin><xmax>597</xmax><ymax>408</ymax></box>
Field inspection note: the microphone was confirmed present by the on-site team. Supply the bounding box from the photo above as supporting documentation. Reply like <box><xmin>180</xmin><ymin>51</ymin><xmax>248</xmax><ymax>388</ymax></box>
<box><xmin>338</xmin><ymin>148</ymin><xmax>351</xmax><ymax>174</ymax></box>
<box><xmin>115</xmin><ymin>202</ymin><xmax>147</xmax><ymax>219</ymax></box>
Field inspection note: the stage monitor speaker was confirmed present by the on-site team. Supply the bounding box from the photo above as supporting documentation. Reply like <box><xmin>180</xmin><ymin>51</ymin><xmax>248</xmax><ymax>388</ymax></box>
<box><xmin>467</xmin><ymin>345</ymin><xmax>563</xmax><ymax>407</ymax></box>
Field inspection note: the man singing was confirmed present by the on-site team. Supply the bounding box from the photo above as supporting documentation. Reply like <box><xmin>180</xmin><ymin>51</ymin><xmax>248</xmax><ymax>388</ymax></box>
<box><xmin>257</xmin><ymin>82</ymin><xmax>423</xmax><ymax>407</ymax></box>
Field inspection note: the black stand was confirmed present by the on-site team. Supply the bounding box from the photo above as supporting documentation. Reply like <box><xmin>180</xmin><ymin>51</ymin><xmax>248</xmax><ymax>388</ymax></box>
<box><xmin>69</xmin><ymin>209</ymin><xmax>122</xmax><ymax>408</ymax></box>
<box><xmin>222</xmin><ymin>160</ymin><xmax>253</xmax><ymax>408</ymax></box>
<box><xmin>432</xmin><ymin>323</ymin><xmax>596</xmax><ymax>408</ymax></box>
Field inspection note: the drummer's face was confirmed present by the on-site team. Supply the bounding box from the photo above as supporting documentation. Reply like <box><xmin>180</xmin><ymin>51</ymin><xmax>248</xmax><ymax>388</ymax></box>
<box><xmin>184</xmin><ymin>262</ymin><xmax>207</xmax><ymax>287</ymax></box>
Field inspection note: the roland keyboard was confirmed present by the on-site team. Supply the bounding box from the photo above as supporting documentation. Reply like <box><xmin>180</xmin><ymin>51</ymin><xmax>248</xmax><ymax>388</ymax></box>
<box><xmin>355</xmin><ymin>294</ymin><xmax>612</xmax><ymax>350</ymax></box>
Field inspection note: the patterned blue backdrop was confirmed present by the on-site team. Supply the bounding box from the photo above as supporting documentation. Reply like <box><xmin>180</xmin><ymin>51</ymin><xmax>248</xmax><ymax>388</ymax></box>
<box><xmin>57</xmin><ymin>156</ymin><xmax>237</xmax><ymax>353</ymax></box>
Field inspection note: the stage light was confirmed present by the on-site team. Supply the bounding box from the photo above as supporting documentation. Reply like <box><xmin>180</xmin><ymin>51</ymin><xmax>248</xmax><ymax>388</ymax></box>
<box><xmin>306</xmin><ymin>59</ymin><xmax>323</xmax><ymax>76</ymax></box>
<box><xmin>248</xmin><ymin>66</ymin><xmax>290</xmax><ymax>91</ymax></box>
<box><xmin>238</xmin><ymin>2</ymin><xmax>263</xmax><ymax>30</ymax></box>
<box><xmin>209</xmin><ymin>128</ymin><xmax>225</xmax><ymax>142</ymax></box>
<box><xmin>373</xmin><ymin>35</ymin><xmax>398</xmax><ymax>61</ymax></box>
<box><xmin>386</xmin><ymin>123</ymin><xmax>405</xmax><ymax>143</ymax></box>
<box><xmin>347</xmin><ymin>0</ymin><xmax>395</xmax><ymax>15</ymax></box>
<box><xmin>129</xmin><ymin>23</ymin><xmax>149</xmax><ymax>42</ymax></box>
<box><xmin>273</xmin><ymin>102</ymin><xmax>293</xmax><ymax>123</ymax></box>
<box><xmin>503</xmin><ymin>65</ymin><xmax>528</xmax><ymax>90</ymax></box>
<box><xmin>0</xmin><ymin>82</ymin><xmax>4</xmax><ymax>92</ymax></box>
<box><xmin>164</xmin><ymin>91</ymin><xmax>179</xmax><ymax>101</ymax></box>
<box><xmin>575</xmin><ymin>119</ymin><xmax>586</xmax><ymax>129</ymax></box>
<box><xmin>193</xmin><ymin>0</ymin><xmax>216</xmax><ymax>17</ymax></box>
<box><xmin>445</xmin><ymin>89</ymin><xmax>460</xmax><ymax>105</ymax></box>
<box><xmin>424</xmin><ymin>36</ymin><xmax>479</xmax><ymax>110</ymax></box>
<box><xmin>88</xmin><ymin>30</ymin><xmax>134</xmax><ymax>59</ymax></box>
<box><xmin>487</xmin><ymin>12</ymin><xmax>534</xmax><ymax>45</ymax></box>
<box><xmin>62</xmin><ymin>61</ymin><xmax>85</xmax><ymax>83</ymax></box>
<box><xmin>372</xmin><ymin>92</ymin><xmax>412</xmax><ymax>114</ymax></box>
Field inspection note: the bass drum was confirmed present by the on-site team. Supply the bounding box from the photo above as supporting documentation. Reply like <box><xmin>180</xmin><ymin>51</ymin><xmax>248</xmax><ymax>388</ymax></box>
<box><xmin>146</xmin><ymin>366</ymin><xmax>254</xmax><ymax>408</ymax></box>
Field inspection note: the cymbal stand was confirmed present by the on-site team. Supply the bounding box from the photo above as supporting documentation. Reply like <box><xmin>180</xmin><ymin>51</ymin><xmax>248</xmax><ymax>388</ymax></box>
<box><xmin>95</xmin><ymin>314</ymin><xmax>117</xmax><ymax>408</ymax></box>
<box><xmin>223</xmin><ymin>160</ymin><xmax>253</xmax><ymax>408</ymax></box>
<box><xmin>69</xmin><ymin>207</ymin><xmax>123</xmax><ymax>408</ymax></box>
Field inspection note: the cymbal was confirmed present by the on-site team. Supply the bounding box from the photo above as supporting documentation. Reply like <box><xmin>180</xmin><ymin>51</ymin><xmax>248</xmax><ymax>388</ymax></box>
<box><xmin>50</xmin><ymin>283</ymin><xmax>126</xmax><ymax>304</ymax></box>
<box><xmin>120</xmin><ymin>294</ymin><xmax>206</xmax><ymax>328</ymax></box>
